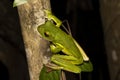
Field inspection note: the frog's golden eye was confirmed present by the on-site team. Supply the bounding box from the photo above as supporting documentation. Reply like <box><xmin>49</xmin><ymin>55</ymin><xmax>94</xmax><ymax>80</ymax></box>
<box><xmin>44</xmin><ymin>32</ymin><xmax>50</xmax><ymax>37</ymax></box>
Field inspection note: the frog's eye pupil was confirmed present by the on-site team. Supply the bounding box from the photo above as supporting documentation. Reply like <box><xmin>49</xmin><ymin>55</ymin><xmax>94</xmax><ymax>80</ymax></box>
<box><xmin>44</xmin><ymin>32</ymin><xmax>50</xmax><ymax>37</ymax></box>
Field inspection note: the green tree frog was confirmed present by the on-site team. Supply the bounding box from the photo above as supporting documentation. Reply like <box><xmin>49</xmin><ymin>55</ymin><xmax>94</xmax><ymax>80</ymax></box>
<box><xmin>37</xmin><ymin>18</ymin><xmax>93</xmax><ymax>73</ymax></box>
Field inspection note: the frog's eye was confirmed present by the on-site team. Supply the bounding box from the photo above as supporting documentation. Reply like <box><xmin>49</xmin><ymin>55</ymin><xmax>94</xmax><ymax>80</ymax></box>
<box><xmin>44</xmin><ymin>32</ymin><xmax>50</xmax><ymax>37</ymax></box>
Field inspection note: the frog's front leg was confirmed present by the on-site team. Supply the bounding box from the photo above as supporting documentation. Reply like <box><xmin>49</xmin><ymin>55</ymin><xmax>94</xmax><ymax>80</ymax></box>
<box><xmin>50</xmin><ymin>55</ymin><xmax>81</xmax><ymax>73</ymax></box>
<box><xmin>50</xmin><ymin>43</ymin><xmax>63</xmax><ymax>53</ymax></box>
<box><xmin>44</xmin><ymin>10</ymin><xmax>62</xmax><ymax>27</ymax></box>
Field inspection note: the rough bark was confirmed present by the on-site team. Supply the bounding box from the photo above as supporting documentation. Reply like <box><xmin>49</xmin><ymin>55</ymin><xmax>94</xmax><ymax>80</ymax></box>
<box><xmin>100</xmin><ymin>0</ymin><xmax>120</xmax><ymax>80</ymax></box>
<box><xmin>17</xmin><ymin>0</ymin><xmax>51</xmax><ymax>80</ymax></box>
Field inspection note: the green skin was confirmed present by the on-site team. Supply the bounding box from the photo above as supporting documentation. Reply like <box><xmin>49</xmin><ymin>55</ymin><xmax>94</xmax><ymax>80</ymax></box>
<box><xmin>44</xmin><ymin>10</ymin><xmax>89</xmax><ymax>62</ymax></box>
<box><xmin>38</xmin><ymin>21</ymin><xmax>88</xmax><ymax>73</ymax></box>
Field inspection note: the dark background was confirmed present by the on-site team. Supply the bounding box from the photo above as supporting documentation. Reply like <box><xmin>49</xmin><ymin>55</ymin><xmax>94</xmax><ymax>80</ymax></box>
<box><xmin>50</xmin><ymin>0</ymin><xmax>109</xmax><ymax>80</ymax></box>
<box><xmin>0</xmin><ymin>0</ymin><xmax>110</xmax><ymax>80</ymax></box>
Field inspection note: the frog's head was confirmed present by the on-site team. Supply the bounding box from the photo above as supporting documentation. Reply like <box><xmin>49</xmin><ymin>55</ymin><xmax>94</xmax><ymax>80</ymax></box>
<box><xmin>37</xmin><ymin>21</ymin><xmax>57</xmax><ymax>41</ymax></box>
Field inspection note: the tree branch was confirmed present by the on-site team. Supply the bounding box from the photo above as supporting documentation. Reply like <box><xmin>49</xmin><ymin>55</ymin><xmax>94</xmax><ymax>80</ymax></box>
<box><xmin>17</xmin><ymin>0</ymin><xmax>51</xmax><ymax>80</ymax></box>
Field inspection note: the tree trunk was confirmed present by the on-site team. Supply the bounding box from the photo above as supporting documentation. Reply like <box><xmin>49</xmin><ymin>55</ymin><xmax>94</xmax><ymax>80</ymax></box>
<box><xmin>17</xmin><ymin>0</ymin><xmax>51</xmax><ymax>80</ymax></box>
<box><xmin>100</xmin><ymin>0</ymin><xmax>120</xmax><ymax>80</ymax></box>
